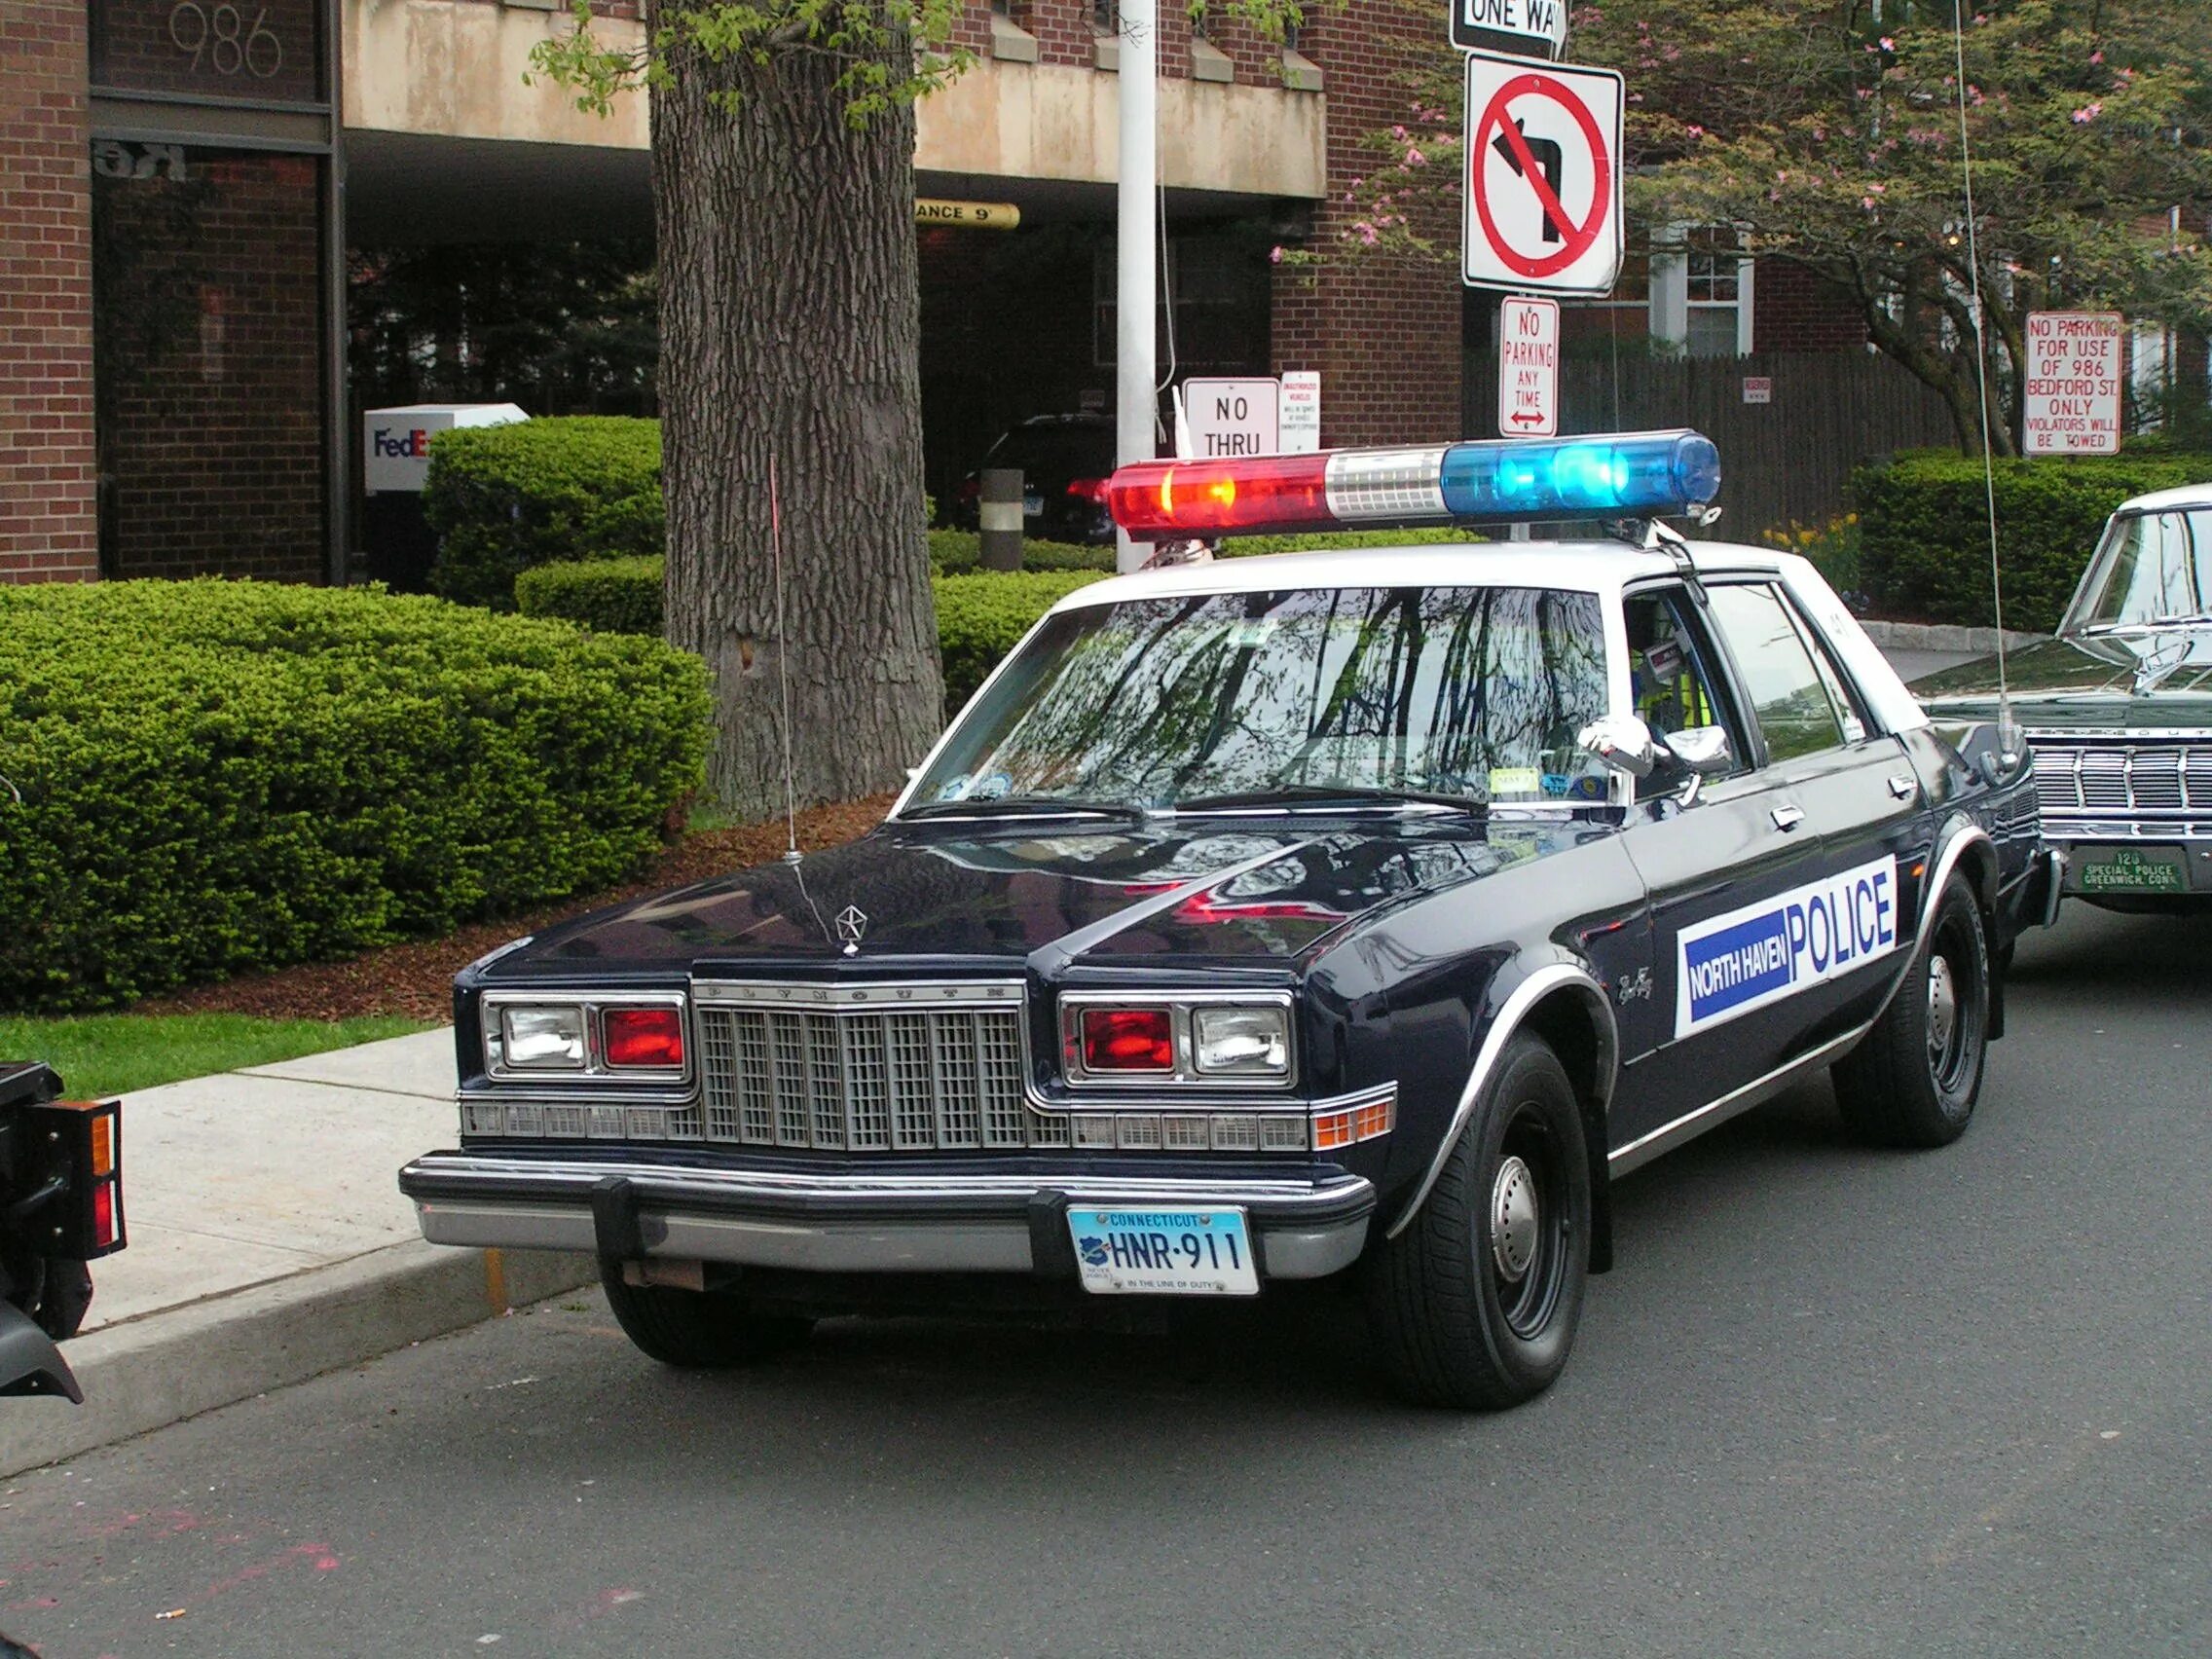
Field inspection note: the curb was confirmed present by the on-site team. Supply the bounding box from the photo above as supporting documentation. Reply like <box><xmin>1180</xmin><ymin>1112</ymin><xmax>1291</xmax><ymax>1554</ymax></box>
<box><xmin>1858</xmin><ymin>618</ymin><xmax>2046</xmax><ymax>653</ymax></box>
<box><xmin>0</xmin><ymin>1243</ymin><xmax>593</xmax><ymax>1480</ymax></box>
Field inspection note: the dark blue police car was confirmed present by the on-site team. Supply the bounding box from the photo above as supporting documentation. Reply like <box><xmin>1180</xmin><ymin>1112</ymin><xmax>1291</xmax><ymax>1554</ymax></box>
<box><xmin>401</xmin><ymin>430</ymin><xmax>2056</xmax><ymax>1409</ymax></box>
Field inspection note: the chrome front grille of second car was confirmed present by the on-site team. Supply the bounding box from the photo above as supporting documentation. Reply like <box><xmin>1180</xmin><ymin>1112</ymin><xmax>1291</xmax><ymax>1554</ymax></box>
<box><xmin>692</xmin><ymin>982</ymin><xmax>1067</xmax><ymax>1151</ymax></box>
<box><xmin>2033</xmin><ymin>738</ymin><xmax>2212</xmax><ymax>823</ymax></box>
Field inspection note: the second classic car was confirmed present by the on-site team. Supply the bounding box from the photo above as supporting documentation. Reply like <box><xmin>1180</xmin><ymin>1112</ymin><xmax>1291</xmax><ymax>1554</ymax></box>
<box><xmin>402</xmin><ymin>431</ymin><xmax>2056</xmax><ymax>1409</ymax></box>
<box><xmin>1913</xmin><ymin>481</ymin><xmax>2212</xmax><ymax>911</ymax></box>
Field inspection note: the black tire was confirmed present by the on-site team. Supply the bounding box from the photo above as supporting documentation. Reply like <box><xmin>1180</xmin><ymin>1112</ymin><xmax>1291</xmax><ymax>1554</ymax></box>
<box><xmin>1832</xmin><ymin>874</ymin><xmax>1990</xmax><ymax>1148</ymax></box>
<box><xmin>597</xmin><ymin>1259</ymin><xmax>813</xmax><ymax>1369</ymax></box>
<box><xmin>1365</xmin><ymin>1033</ymin><xmax>1591</xmax><ymax>1410</ymax></box>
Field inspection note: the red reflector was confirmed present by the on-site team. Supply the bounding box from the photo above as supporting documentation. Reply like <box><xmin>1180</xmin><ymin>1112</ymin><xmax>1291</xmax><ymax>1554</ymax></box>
<box><xmin>92</xmin><ymin>1180</ymin><xmax>118</xmax><ymax>1250</ymax></box>
<box><xmin>603</xmin><ymin>1007</ymin><xmax>684</xmax><ymax>1069</ymax></box>
<box><xmin>1080</xmin><ymin>1007</ymin><xmax>1174</xmax><ymax>1072</ymax></box>
<box><xmin>1106</xmin><ymin>455</ymin><xmax>1335</xmax><ymax>537</ymax></box>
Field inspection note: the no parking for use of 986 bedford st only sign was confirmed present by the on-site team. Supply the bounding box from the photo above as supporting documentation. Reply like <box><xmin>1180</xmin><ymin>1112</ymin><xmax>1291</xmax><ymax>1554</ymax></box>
<box><xmin>1461</xmin><ymin>49</ymin><xmax>1624</xmax><ymax>297</ymax></box>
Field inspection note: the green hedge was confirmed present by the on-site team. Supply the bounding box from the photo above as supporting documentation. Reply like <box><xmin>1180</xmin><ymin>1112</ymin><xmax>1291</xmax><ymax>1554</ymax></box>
<box><xmin>513</xmin><ymin>554</ymin><xmax>665</xmax><ymax>638</ymax></box>
<box><xmin>1216</xmin><ymin>527</ymin><xmax>1486</xmax><ymax>556</ymax></box>
<box><xmin>927</xmin><ymin>531</ymin><xmax>1113</xmax><ymax>574</ymax></box>
<box><xmin>513</xmin><ymin>554</ymin><xmax>1106</xmax><ymax>714</ymax></box>
<box><xmin>1854</xmin><ymin>451</ymin><xmax>2209</xmax><ymax>632</ymax></box>
<box><xmin>423</xmin><ymin>417</ymin><xmax>663</xmax><ymax>609</ymax></box>
<box><xmin>0</xmin><ymin>581</ymin><xmax>709</xmax><ymax>1012</ymax></box>
<box><xmin>935</xmin><ymin>571</ymin><xmax>1110</xmax><ymax>711</ymax></box>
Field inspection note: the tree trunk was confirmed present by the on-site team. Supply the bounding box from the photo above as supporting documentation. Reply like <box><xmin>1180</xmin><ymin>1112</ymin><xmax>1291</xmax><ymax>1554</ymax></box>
<box><xmin>653</xmin><ymin>32</ymin><xmax>943</xmax><ymax>818</ymax></box>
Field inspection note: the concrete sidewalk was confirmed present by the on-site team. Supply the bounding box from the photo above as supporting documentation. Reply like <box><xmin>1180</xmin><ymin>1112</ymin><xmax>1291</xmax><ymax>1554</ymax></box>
<box><xmin>0</xmin><ymin>1029</ymin><xmax>590</xmax><ymax>1478</ymax></box>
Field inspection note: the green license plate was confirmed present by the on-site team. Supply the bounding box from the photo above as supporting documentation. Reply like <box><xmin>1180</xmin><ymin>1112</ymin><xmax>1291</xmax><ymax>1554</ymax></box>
<box><xmin>2073</xmin><ymin>846</ymin><xmax>2189</xmax><ymax>894</ymax></box>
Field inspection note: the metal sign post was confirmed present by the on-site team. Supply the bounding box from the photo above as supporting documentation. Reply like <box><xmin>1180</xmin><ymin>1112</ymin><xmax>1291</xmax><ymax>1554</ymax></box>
<box><xmin>1460</xmin><ymin>51</ymin><xmax>1623</xmax><ymax>297</ymax></box>
<box><xmin>1114</xmin><ymin>0</ymin><xmax>1159</xmax><ymax>573</ymax></box>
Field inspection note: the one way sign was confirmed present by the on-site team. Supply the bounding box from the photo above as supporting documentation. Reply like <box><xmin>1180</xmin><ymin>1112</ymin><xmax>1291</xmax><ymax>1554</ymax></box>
<box><xmin>1450</xmin><ymin>0</ymin><xmax>1567</xmax><ymax>59</ymax></box>
<box><xmin>1461</xmin><ymin>50</ymin><xmax>1623</xmax><ymax>296</ymax></box>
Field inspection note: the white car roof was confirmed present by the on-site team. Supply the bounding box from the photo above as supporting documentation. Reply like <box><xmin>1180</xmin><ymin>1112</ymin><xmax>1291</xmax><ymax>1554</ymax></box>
<box><xmin>2113</xmin><ymin>482</ymin><xmax>2212</xmax><ymax>515</ymax></box>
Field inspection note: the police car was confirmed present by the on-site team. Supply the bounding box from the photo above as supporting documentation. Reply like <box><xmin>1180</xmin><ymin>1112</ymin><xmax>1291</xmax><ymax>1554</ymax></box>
<box><xmin>399</xmin><ymin>430</ymin><xmax>2056</xmax><ymax>1410</ymax></box>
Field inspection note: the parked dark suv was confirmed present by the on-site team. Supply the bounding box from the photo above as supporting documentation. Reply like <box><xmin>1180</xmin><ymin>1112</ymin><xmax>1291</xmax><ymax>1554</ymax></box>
<box><xmin>950</xmin><ymin>414</ymin><xmax>1118</xmax><ymax>545</ymax></box>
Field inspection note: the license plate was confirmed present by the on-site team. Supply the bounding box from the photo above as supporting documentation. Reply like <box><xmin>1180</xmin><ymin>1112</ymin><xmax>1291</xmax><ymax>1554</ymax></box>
<box><xmin>1022</xmin><ymin>491</ymin><xmax>1043</xmax><ymax>517</ymax></box>
<box><xmin>1067</xmin><ymin>1206</ymin><xmax>1258</xmax><ymax>1297</ymax></box>
<box><xmin>2073</xmin><ymin>845</ymin><xmax>2189</xmax><ymax>894</ymax></box>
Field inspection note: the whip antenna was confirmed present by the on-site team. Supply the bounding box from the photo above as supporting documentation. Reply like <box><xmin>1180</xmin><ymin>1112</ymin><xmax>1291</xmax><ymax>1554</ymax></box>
<box><xmin>1951</xmin><ymin>8</ymin><xmax>2011</xmax><ymax>721</ymax></box>
<box><xmin>770</xmin><ymin>455</ymin><xmax>799</xmax><ymax>863</ymax></box>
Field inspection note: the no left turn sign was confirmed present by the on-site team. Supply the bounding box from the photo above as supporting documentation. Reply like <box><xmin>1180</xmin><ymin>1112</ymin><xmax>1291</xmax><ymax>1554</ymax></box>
<box><xmin>1461</xmin><ymin>50</ymin><xmax>1623</xmax><ymax>296</ymax></box>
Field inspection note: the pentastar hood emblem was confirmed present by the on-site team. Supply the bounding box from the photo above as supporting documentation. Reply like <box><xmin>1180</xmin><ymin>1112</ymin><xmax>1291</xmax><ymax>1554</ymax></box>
<box><xmin>834</xmin><ymin>904</ymin><xmax>868</xmax><ymax>955</ymax></box>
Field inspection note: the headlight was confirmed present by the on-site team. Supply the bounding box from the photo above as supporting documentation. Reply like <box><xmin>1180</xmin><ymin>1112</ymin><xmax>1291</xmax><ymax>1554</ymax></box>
<box><xmin>1059</xmin><ymin>993</ymin><xmax>1296</xmax><ymax>1087</ymax></box>
<box><xmin>1192</xmin><ymin>1005</ymin><xmax>1291</xmax><ymax>1078</ymax></box>
<box><xmin>498</xmin><ymin>1005</ymin><xmax>587</xmax><ymax>1070</ymax></box>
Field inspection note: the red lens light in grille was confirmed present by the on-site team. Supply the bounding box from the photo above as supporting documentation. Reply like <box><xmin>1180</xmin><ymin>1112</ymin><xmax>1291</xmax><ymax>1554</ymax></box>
<box><xmin>603</xmin><ymin>1007</ymin><xmax>684</xmax><ymax>1069</ymax></box>
<box><xmin>92</xmin><ymin>1180</ymin><xmax>118</xmax><ymax>1250</ymax></box>
<box><xmin>1079</xmin><ymin>1007</ymin><xmax>1174</xmax><ymax>1072</ymax></box>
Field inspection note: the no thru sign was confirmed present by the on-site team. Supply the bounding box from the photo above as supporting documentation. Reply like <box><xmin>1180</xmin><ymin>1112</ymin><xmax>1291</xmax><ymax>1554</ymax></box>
<box><xmin>1461</xmin><ymin>50</ymin><xmax>1623</xmax><ymax>297</ymax></box>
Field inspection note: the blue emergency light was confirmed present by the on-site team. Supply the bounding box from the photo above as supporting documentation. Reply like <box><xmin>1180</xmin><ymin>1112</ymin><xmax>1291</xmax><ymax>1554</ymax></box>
<box><xmin>1107</xmin><ymin>428</ymin><xmax>1720</xmax><ymax>539</ymax></box>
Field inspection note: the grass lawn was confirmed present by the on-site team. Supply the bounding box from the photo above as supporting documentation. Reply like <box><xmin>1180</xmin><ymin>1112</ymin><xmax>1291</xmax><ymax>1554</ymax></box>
<box><xmin>0</xmin><ymin>1013</ymin><xmax>437</xmax><ymax>1100</ymax></box>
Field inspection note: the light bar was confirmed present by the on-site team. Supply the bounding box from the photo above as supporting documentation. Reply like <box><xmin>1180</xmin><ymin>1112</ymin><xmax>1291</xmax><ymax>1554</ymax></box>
<box><xmin>1106</xmin><ymin>429</ymin><xmax>1719</xmax><ymax>539</ymax></box>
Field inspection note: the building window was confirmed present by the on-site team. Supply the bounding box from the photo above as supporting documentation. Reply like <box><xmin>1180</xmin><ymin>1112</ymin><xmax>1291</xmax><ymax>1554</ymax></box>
<box><xmin>1094</xmin><ymin>0</ymin><xmax>1117</xmax><ymax>29</ymax></box>
<box><xmin>1683</xmin><ymin>229</ymin><xmax>1751</xmax><ymax>357</ymax></box>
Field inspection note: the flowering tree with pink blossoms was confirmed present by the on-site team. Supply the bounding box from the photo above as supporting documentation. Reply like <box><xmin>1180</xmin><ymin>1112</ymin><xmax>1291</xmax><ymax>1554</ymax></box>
<box><xmin>1346</xmin><ymin>1</ymin><xmax>2210</xmax><ymax>453</ymax></box>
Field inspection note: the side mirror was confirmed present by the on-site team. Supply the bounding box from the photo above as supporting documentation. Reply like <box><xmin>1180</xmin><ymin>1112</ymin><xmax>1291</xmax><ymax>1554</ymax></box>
<box><xmin>1661</xmin><ymin>725</ymin><xmax>1734</xmax><ymax>778</ymax></box>
<box><xmin>1577</xmin><ymin>715</ymin><xmax>1658</xmax><ymax>780</ymax></box>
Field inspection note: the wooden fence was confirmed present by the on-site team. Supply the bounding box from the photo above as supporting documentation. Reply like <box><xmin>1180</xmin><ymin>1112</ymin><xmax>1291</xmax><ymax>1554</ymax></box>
<box><xmin>1461</xmin><ymin>349</ymin><xmax>1962</xmax><ymax>536</ymax></box>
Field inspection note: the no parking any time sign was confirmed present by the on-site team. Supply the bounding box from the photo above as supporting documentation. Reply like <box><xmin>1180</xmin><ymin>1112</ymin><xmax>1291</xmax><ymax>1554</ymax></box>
<box><xmin>1461</xmin><ymin>50</ymin><xmax>1623</xmax><ymax>297</ymax></box>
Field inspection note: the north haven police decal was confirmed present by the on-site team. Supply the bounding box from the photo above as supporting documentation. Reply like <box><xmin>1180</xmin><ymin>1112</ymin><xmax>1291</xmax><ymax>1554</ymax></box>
<box><xmin>1676</xmin><ymin>856</ymin><xmax>1900</xmax><ymax>1038</ymax></box>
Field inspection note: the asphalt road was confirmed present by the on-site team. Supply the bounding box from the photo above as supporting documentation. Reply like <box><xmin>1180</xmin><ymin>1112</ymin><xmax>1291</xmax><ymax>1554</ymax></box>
<box><xmin>5</xmin><ymin>903</ymin><xmax>2207</xmax><ymax>1659</ymax></box>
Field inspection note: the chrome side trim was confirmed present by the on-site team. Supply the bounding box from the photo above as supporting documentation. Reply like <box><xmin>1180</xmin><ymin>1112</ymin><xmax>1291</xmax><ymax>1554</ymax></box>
<box><xmin>1606</xmin><ymin>1022</ymin><xmax>1870</xmax><ymax>1177</ymax></box>
<box><xmin>1383</xmin><ymin>965</ymin><xmax>1619</xmax><ymax>1240</ymax></box>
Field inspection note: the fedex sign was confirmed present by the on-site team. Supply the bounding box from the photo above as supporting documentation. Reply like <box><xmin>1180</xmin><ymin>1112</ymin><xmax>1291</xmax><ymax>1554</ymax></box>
<box><xmin>362</xmin><ymin>403</ymin><xmax>527</xmax><ymax>495</ymax></box>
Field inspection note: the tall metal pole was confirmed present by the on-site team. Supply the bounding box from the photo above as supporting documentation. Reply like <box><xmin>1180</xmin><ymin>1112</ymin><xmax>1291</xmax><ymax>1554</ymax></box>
<box><xmin>1114</xmin><ymin>0</ymin><xmax>1159</xmax><ymax>574</ymax></box>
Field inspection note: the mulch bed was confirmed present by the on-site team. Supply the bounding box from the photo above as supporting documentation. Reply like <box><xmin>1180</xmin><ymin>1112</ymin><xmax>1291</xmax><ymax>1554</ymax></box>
<box><xmin>134</xmin><ymin>795</ymin><xmax>893</xmax><ymax>1025</ymax></box>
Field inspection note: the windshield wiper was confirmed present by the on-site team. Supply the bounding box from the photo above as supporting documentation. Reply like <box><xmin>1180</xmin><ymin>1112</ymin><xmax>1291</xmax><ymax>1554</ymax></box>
<box><xmin>899</xmin><ymin>794</ymin><xmax>1147</xmax><ymax>823</ymax></box>
<box><xmin>1169</xmin><ymin>784</ymin><xmax>1488</xmax><ymax>815</ymax></box>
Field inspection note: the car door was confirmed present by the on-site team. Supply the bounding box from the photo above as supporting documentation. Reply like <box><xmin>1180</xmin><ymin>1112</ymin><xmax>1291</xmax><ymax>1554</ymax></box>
<box><xmin>1608</xmin><ymin>581</ymin><xmax>1842</xmax><ymax>1152</ymax></box>
<box><xmin>1690</xmin><ymin>580</ymin><xmax>1924</xmax><ymax>1058</ymax></box>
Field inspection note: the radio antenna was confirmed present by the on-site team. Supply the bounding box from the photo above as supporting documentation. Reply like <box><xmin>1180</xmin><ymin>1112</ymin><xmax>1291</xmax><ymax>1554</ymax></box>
<box><xmin>1951</xmin><ymin>7</ymin><xmax>2011</xmax><ymax>721</ymax></box>
<box><xmin>770</xmin><ymin>454</ymin><xmax>800</xmax><ymax>864</ymax></box>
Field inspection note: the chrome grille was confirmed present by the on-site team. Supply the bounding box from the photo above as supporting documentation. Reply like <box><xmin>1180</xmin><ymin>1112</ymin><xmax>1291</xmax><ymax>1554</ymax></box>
<box><xmin>2032</xmin><ymin>739</ymin><xmax>2212</xmax><ymax>820</ymax></box>
<box><xmin>692</xmin><ymin>982</ymin><xmax>1070</xmax><ymax>1153</ymax></box>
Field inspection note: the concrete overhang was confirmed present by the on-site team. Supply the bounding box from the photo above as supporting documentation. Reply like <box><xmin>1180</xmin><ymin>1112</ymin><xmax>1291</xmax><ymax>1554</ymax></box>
<box><xmin>343</xmin><ymin>0</ymin><xmax>1325</xmax><ymax>240</ymax></box>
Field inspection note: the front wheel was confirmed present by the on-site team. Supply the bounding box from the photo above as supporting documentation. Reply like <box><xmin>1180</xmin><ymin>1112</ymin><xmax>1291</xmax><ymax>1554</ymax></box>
<box><xmin>1832</xmin><ymin>874</ymin><xmax>1990</xmax><ymax>1148</ymax></box>
<box><xmin>1365</xmin><ymin>1033</ymin><xmax>1591</xmax><ymax>1410</ymax></box>
<box><xmin>597</xmin><ymin>1260</ymin><xmax>813</xmax><ymax>1369</ymax></box>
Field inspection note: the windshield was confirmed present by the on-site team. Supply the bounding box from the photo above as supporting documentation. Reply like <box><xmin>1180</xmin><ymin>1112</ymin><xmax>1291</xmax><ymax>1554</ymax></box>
<box><xmin>908</xmin><ymin>585</ymin><xmax>1614</xmax><ymax>813</ymax></box>
<box><xmin>2067</xmin><ymin>508</ymin><xmax>2212</xmax><ymax>630</ymax></box>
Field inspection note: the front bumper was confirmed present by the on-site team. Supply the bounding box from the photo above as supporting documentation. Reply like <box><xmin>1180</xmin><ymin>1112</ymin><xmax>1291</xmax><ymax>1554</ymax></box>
<box><xmin>398</xmin><ymin>1150</ymin><xmax>1375</xmax><ymax>1283</ymax></box>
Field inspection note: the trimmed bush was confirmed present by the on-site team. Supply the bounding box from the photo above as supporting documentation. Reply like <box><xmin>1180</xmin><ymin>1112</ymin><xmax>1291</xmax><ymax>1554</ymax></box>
<box><xmin>935</xmin><ymin>570</ymin><xmax>1110</xmax><ymax>712</ymax></box>
<box><xmin>927</xmin><ymin>531</ymin><xmax>1112</xmax><ymax>575</ymax></box>
<box><xmin>1854</xmin><ymin>451</ymin><xmax>2210</xmax><ymax>632</ymax></box>
<box><xmin>423</xmin><ymin>417</ymin><xmax>663</xmax><ymax>609</ymax></box>
<box><xmin>0</xmin><ymin>581</ymin><xmax>709</xmax><ymax>1012</ymax></box>
<box><xmin>515</xmin><ymin>555</ymin><xmax>664</xmax><ymax>637</ymax></box>
<box><xmin>1216</xmin><ymin>527</ymin><xmax>1487</xmax><ymax>556</ymax></box>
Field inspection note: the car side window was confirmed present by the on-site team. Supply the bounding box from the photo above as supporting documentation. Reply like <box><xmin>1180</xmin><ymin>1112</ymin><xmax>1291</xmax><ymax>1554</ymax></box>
<box><xmin>1782</xmin><ymin>599</ymin><xmax>1870</xmax><ymax>745</ymax></box>
<box><xmin>1705</xmin><ymin>584</ymin><xmax>1847</xmax><ymax>763</ymax></box>
<box><xmin>1623</xmin><ymin>586</ymin><xmax>1743</xmax><ymax>796</ymax></box>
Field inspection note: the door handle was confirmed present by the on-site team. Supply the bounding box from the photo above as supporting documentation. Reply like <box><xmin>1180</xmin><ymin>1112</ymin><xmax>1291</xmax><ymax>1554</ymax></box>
<box><xmin>1887</xmin><ymin>774</ymin><xmax>1917</xmax><ymax>801</ymax></box>
<box><xmin>1770</xmin><ymin>804</ymin><xmax>1805</xmax><ymax>831</ymax></box>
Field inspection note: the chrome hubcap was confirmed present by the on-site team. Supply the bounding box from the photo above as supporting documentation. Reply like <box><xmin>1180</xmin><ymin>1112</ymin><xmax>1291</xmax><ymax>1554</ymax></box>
<box><xmin>1491</xmin><ymin>1154</ymin><xmax>1539</xmax><ymax>1281</ymax></box>
<box><xmin>1927</xmin><ymin>955</ymin><xmax>1958</xmax><ymax>1067</ymax></box>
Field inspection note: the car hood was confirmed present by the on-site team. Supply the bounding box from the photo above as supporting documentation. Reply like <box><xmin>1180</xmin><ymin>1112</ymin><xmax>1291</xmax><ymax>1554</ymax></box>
<box><xmin>1910</xmin><ymin>627</ymin><xmax>2212</xmax><ymax>729</ymax></box>
<box><xmin>493</xmin><ymin>816</ymin><xmax>1590</xmax><ymax>977</ymax></box>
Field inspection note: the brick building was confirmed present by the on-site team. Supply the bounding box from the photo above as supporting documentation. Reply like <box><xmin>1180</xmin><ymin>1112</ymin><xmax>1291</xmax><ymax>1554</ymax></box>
<box><xmin>2</xmin><ymin>0</ymin><xmax>1872</xmax><ymax>587</ymax></box>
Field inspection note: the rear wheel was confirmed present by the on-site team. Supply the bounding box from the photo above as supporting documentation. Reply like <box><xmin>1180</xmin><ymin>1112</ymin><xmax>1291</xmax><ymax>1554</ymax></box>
<box><xmin>1833</xmin><ymin>875</ymin><xmax>1990</xmax><ymax>1148</ymax></box>
<box><xmin>1365</xmin><ymin>1033</ymin><xmax>1591</xmax><ymax>1410</ymax></box>
<box><xmin>597</xmin><ymin>1260</ymin><xmax>813</xmax><ymax>1369</ymax></box>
